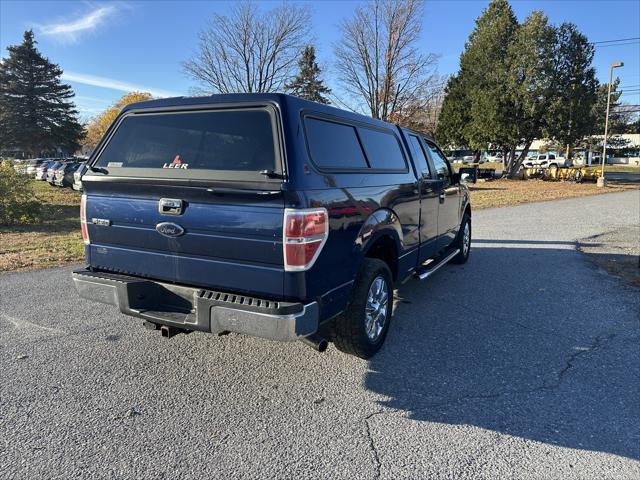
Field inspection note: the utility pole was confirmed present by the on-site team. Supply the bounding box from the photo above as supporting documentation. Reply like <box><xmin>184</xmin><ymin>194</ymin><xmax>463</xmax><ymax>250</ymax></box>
<box><xmin>598</xmin><ymin>61</ymin><xmax>624</xmax><ymax>188</ymax></box>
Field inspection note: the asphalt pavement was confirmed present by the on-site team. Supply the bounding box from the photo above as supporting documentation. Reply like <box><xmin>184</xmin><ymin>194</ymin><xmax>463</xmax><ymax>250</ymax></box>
<box><xmin>1</xmin><ymin>190</ymin><xmax>639</xmax><ymax>480</ymax></box>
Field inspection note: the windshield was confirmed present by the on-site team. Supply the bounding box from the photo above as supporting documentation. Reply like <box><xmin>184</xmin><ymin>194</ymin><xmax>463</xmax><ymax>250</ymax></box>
<box><xmin>94</xmin><ymin>108</ymin><xmax>279</xmax><ymax>180</ymax></box>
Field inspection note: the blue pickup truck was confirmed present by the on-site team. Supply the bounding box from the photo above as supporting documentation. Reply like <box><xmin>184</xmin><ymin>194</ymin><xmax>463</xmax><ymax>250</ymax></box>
<box><xmin>73</xmin><ymin>93</ymin><xmax>471</xmax><ymax>359</ymax></box>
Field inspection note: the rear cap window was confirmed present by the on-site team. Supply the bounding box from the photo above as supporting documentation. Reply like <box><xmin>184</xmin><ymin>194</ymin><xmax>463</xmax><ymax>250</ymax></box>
<box><xmin>93</xmin><ymin>106</ymin><xmax>282</xmax><ymax>182</ymax></box>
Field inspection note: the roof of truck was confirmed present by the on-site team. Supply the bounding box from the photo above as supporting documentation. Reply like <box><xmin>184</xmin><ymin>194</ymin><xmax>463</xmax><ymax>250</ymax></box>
<box><xmin>120</xmin><ymin>93</ymin><xmax>396</xmax><ymax>130</ymax></box>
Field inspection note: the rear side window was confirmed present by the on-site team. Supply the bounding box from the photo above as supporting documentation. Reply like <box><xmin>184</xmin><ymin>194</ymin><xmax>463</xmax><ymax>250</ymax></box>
<box><xmin>305</xmin><ymin>117</ymin><xmax>367</xmax><ymax>169</ymax></box>
<box><xmin>408</xmin><ymin>135</ymin><xmax>431</xmax><ymax>177</ymax></box>
<box><xmin>95</xmin><ymin>109</ymin><xmax>277</xmax><ymax>175</ymax></box>
<box><xmin>357</xmin><ymin>128</ymin><xmax>406</xmax><ymax>170</ymax></box>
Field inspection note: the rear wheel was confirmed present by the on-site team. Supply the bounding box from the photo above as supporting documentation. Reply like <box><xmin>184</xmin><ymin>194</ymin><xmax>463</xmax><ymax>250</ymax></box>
<box><xmin>331</xmin><ymin>258</ymin><xmax>393</xmax><ymax>359</ymax></box>
<box><xmin>451</xmin><ymin>214</ymin><xmax>471</xmax><ymax>264</ymax></box>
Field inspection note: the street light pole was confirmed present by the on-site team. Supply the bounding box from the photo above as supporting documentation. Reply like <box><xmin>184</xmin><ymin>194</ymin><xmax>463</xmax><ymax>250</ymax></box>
<box><xmin>598</xmin><ymin>61</ymin><xmax>624</xmax><ymax>188</ymax></box>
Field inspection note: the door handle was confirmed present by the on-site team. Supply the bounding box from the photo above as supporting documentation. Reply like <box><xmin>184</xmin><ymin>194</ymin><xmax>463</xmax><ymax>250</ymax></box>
<box><xmin>439</xmin><ymin>192</ymin><xmax>446</xmax><ymax>203</ymax></box>
<box><xmin>158</xmin><ymin>198</ymin><xmax>183</xmax><ymax>215</ymax></box>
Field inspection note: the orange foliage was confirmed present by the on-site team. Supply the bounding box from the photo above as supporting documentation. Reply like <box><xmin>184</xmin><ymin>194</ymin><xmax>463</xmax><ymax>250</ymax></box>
<box><xmin>83</xmin><ymin>92</ymin><xmax>153</xmax><ymax>151</ymax></box>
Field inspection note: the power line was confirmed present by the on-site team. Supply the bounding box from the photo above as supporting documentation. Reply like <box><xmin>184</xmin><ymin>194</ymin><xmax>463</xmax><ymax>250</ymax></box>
<box><xmin>591</xmin><ymin>36</ymin><xmax>640</xmax><ymax>44</ymax></box>
<box><xmin>594</xmin><ymin>41</ymin><xmax>639</xmax><ymax>48</ymax></box>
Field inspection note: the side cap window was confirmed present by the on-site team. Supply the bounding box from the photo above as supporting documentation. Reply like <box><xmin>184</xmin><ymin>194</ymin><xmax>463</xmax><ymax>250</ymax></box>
<box><xmin>305</xmin><ymin>117</ymin><xmax>368</xmax><ymax>169</ymax></box>
<box><xmin>357</xmin><ymin>127</ymin><xmax>407</xmax><ymax>171</ymax></box>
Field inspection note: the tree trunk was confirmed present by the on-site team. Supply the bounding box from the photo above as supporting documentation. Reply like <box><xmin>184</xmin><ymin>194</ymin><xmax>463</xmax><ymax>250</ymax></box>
<box><xmin>474</xmin><ymin>150</ymin><xmax>481</xmax><ymax>163</ymax></box>
<box><xmin>506</xmin><ymin>140</ymin><xmax>533</xmax><ymax>178</ymax></box>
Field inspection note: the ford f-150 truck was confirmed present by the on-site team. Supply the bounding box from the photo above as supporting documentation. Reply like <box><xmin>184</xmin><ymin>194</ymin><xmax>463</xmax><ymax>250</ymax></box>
<box><xmin>73</xmin><ymin>93</ymin><xmax>471</xmax><ymax>359</ymax></box>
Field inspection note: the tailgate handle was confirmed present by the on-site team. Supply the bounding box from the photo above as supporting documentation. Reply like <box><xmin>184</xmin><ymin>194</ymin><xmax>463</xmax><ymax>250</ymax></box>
<box><xmin>159</xmin><ymin>198</ymin><xmax>183</xmax><ymax>215</ymax></box>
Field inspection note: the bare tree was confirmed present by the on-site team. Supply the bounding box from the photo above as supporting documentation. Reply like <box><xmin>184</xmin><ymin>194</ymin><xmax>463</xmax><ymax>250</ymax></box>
<box><xmin>395</xmin><ymin>75</ymin><xmax>447</xmax><ymax>135</ymax></box>
<box><xmin>334</xmin><ymin>0</ymin><xmax>438</xmax><ymax>121</ymax></box>
<box><xmin>184</xmin><ymin>1</ymin><xmax>311</xmax><ymax>94</ymax></box>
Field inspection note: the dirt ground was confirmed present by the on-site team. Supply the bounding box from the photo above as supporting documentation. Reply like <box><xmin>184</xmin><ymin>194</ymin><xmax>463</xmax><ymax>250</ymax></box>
<box><xmin>579</xmin><ymin>225</ymin><xmax>640</xmax><ymax>289</ymax></box>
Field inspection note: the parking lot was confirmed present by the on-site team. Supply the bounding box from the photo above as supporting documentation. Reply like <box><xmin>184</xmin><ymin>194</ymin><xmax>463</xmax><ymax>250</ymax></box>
<box><xmin>1</xmin><ymin>190</ymin><xmax>639</xmax><ymax>479</ymax></box>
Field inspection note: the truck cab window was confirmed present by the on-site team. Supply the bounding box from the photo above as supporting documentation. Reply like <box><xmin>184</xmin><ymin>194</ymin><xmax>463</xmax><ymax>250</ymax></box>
<box><xmin>424</xmin><ymin>140</ymin><xmax>451</xmax><ymax>184</ymax></box>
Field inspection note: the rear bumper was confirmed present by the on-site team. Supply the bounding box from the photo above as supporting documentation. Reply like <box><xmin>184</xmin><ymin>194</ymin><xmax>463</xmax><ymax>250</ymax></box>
<box><xmin>72</xmin><ymin>269</ymin><xmax>319</xmax><ymax>342</ymax></box>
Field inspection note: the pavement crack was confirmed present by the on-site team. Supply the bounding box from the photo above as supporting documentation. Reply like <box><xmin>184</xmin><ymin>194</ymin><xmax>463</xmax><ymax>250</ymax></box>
<box><xmin>364</xmin><ymin>410</ymin><xmax>384</xmax><ymax>480</ymax></box>
<box><xmin>544</xmin><ymin>331</ymin><xmax>616</xmax><ymax>390</ymax></box>
<box><xmin>369</xmin><ymin>329</ymin><xmax>622</xmax><ymax>421</ymax></box>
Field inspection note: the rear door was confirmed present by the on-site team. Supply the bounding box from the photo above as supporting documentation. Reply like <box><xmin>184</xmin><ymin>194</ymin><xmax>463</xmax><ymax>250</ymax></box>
<box><xmin>82</xmin><ymin>105</ymin><xmax>287</xmax><ymax>299</ymax></box>
<box><xmin>405</xmin><ymin>133</ymin><xmax>439</xmax><ymax>263</ymax></box>
<box><xmin>422</xmin><ymin>139</ymin><xmax>461</xmax><ymax>251</ymax></box>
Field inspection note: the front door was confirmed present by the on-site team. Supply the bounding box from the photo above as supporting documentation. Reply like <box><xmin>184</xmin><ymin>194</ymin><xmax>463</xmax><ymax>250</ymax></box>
<box><xmin>423</xmin><ymin>140</ymin><xmax>461</xmax><ymax>251</ymax></box>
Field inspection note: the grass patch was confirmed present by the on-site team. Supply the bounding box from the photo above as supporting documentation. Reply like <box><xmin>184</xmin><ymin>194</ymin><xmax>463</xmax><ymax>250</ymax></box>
<box><xmin>469</xmin><ymin>178</ymin><xmax>638</xmax><ymax>210</ymax></box>
<box><xmin>0</xmin><ymin>181</ymin><xmax>83</xmax><ymax>272</ymax></box>
<box><xmin>452</xmin><ymin>162</ymin><xmax>503</xmax><ymax>172</ymax></box>
<box><xmin>601</xmin><ymin>164</ymin><xmax>640</xmax><ymax>173</ymax></box>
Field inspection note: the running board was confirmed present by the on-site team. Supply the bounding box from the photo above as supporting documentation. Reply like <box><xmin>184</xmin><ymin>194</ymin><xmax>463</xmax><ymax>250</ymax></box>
<box><xmin>414</xmin><ymin>249</ymin><xmax>460</xmax><ymax>280</ymax></box>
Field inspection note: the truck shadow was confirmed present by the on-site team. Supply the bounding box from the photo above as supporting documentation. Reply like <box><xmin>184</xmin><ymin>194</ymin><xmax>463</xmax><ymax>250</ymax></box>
<box><xmin>365</xmin><ymin>243</ymin><xmax>640</xmax><ymax>460</ymax></box>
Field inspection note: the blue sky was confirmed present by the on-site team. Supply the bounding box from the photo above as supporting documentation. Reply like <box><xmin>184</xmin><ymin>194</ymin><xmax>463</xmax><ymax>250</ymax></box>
<box><xmin>1</xmin><ymin>0</ymin><xmax>639</xmax><ymax>121</ymax></box>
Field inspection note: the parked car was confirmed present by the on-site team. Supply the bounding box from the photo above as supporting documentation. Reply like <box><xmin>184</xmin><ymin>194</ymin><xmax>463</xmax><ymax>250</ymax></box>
<box><xmin>54</xmin><ymin>161</ymin><xmax>81</xmax><ymax>187</ymax></box>
<box><xmin>73</xmin><ymin>93</ymin><xmax>472</xmax><ymax>359</ymax></box>
<box><xmin>45</xmin><ymin>161</ymin><xmax>64</xmax><ymax>184</ymax></box>
<box><xmin>15</xmin><ymin>158</ymin><xmax>45</xmax><ymax>175</ymax></box>
<box><xmin>72</xmin><ymin>163</ymin><xmax>86</xmax><ymax>191</ymax></box>
<box><xmin>35</xmin><ymin>160</ymin><xmax>54</xmax><ymax>180</ymax></box>
<box><xmin>484</xmin><ymin>152</ymin><xmax>503</xmax><ymax>163</ymax></box>
<box><xmin>447</xmin><ymin>150</ymin><xmax>475</xmax><ymax>164</ymax></box>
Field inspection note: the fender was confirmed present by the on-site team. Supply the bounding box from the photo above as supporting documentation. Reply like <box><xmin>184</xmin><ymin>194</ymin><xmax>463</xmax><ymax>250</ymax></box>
<box><xmin>354</xmin><ymin>208</ymin><xmax>403</xmax><ymax>261</ymax></box>
<box><xmin>459</xmin><ymin>187</ymin><xmax>471</xmax><ymax>220</ymax></box>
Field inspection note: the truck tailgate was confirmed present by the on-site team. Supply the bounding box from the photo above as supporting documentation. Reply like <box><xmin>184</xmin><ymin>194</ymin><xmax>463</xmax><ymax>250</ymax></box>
<box><xmin>84</xmin><ymin>183</ymin><xmax>285</xmax><ymax>298</ymax></box>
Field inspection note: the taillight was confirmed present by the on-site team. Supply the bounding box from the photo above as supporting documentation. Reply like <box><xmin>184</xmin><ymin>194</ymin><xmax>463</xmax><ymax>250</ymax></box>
<box><xmin>80</xmin><ymin>194</ymin><xmax>89</xmax><ymax>245</ymax></box>
<box><xmin>283</xmin><ymin>208</ymin><xmax>329</xmax><ymax>272</ymax></box>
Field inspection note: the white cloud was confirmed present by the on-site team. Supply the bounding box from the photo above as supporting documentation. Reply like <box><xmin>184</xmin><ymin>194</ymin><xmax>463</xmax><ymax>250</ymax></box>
<box><xmin>62</xmin><ymin>71</ymin><xmax>181</xmax><ymax>98</ymax></box>
<box><xmin>36</xmin><ymin>5</ymin><xmax>117</xmax><ymax>42</ymax></box>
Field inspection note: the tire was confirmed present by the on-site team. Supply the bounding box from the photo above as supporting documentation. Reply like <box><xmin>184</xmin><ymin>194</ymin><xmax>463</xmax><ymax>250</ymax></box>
<box><xmin>451</xmin><ymin>213</ymin><xmax>471</xmax><ymax>264</ymax></box>
<box><xmin>331</xmin><ymin>258</ymin><xmax>393</xmax><ymax>359</ymax></box>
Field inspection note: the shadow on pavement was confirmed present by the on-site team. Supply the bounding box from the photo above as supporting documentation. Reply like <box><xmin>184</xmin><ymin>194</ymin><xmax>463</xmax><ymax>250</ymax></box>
<box><xmin>365</xmin><ymin>243</ymin><xmax>640</xmax><ymax>460</ymax></box>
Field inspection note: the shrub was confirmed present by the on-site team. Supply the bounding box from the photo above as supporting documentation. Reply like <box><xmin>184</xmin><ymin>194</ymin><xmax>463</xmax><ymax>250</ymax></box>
<box><xmin>0</xmin><ymin>160</ymin><xmax>42</xmax><ymax>225</ymax></box>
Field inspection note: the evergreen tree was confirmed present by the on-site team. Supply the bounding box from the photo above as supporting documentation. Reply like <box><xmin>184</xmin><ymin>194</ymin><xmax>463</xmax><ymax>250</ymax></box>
<box><xmin>592</xmin><ymin>78</ymin><xmax>623</xmax><ymax>134</ymax></box>
<box><xmin>285</xmin><ymin>45</ymin><xmax>331</xmax><ymax>104</ymax></box>
<box><xmin>436</xmin><ymin>0</ymin><xmax>518</xmax><ymax>160</ymax></box>
<box><xmin>544</xmin><ymin>23</ymin><xmax>597</xmax><ymax>159</ymax></box>
<box><xmin>0</xmin><ymin>30</ymin><xmax>83</xmax><ymax>156</ymax></box>
<box><xmin>503</xmin><ymin>11</ymin><xmax>557</xmax><ymax>175</ymax></box>
<box><xmin>436</xmin><ymin>75</ymin><xmax>471</xmax><ymax>148</ymax></box>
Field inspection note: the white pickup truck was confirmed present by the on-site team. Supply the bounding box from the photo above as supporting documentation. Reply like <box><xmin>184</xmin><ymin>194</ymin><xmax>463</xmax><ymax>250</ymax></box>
<box><xmin>523</xmin><ymin>153</ymin><xmax>566</xmax><ymax>169</ymax></box>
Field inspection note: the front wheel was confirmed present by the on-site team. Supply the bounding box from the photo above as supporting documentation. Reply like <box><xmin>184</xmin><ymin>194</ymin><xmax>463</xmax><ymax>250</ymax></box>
<box><xmin>451</xmin><ymin>214</ymin><xmax>471</xmax><ymax>264</ymax></box>
<box><xmin>331</xmin><ymin>258</ymin><xmax>393</xmax><ymax>359</ymax></box>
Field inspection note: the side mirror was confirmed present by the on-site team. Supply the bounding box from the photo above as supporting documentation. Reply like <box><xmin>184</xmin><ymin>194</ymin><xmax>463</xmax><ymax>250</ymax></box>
<box><xmin>457</xmin><ymin>167</ymin><xmax>477</xmax><ymax>184</ymax></box>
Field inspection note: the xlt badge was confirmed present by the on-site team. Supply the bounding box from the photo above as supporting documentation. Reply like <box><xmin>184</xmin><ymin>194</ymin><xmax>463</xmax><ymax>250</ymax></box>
<box><xmin>91</xmin><ymin>218</ymin><xmax>111</xmax><ymax>226</ymax></box>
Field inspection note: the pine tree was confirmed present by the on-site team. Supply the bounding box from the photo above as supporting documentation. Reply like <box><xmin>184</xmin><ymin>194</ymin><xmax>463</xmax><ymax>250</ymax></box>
<box><xmin>285</xmin><ymin>46</ymin><xmax>331</xmax><ymax>104</ymax></box>
<box><xmin>0</xmin><ymin>30</ymin><xmax>84</xmax><ymax>156</ymax></box>
<box><xmin>544</xmin><ymin>23</ymin><xmax>597</xmax><ymax>159</ymax></box>
<box><xmin>436</xmin><ymin>0</ymin><xmax>518</xmax><ymax>159</ymax></box>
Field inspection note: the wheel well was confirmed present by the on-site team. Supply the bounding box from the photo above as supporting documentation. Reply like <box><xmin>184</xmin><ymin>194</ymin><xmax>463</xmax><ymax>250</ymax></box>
<box><xmin>365</xmin><ymin>235</ymin><xmax>398</xmax><ymax>280</ymax></box>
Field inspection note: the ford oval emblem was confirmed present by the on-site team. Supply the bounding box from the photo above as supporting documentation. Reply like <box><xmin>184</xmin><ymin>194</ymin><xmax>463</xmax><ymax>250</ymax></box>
<box><xmin>156</xmin><ymin>222</ymin><xmax>185</xmax><ymax>238</ymax></box>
